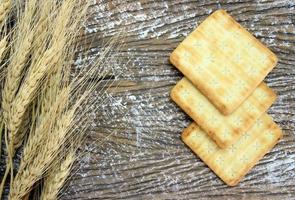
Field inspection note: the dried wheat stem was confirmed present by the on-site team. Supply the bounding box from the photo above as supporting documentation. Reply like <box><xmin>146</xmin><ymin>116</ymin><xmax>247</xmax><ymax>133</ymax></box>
<box><xmin>40</xmin><ymin>151</ymin><xmax>75</xmax><ymax>200</ymax></box>
<box><xmin>0</xmin><ymin>36</ymin><xmax>7</xmax><ymax>62</ymax></box>
<box><xmin>0</xmin><ymin>128</ymin><xmax>10</xmax><ymax>198</ymax></box>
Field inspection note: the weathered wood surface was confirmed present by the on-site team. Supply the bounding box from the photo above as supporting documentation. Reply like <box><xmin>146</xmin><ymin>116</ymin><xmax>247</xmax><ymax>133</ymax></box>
<box><xmin>34</xmin><ymin>0</ymin><xmax>295</xmax><ymax>199</ymax></box>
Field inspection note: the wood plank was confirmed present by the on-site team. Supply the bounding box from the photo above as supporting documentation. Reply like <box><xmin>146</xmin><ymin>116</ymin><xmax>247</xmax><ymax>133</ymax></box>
<box><xmin>1</xmin><ymin>0</ymin><xmax>294</xmax><ymax>199</ymax></box>
<box><xmin>59</xmin><ymin>0</ymin><xmax>295</xmax><ymax>199</ymax></box>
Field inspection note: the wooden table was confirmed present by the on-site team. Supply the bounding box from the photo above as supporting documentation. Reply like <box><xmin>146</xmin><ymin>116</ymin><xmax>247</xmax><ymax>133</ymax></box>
<box><xmin>61</xmin><ymin>0</ymin><xmax>295</xmax><ymax>199</ymax></box>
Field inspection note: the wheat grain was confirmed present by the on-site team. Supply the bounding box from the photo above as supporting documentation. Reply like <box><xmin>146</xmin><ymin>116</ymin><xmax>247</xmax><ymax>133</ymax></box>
<box><xmin>7</xmin><ymin>0</ymin><xmax>87</xmax><ymax>158</ymax></box>
<box><xmin>1</xmin><ymin>2</ymin><xmax>49</xmax><ymax>191</ymax></box>
<box><xmin>0</xmin><ymin>1</ymin><xmax>90</xmax><ymax>199</ymax></box>
<box><xmin>2</xmin><ymin>31</ymin><xmax>33</xmax><ymax>124</ymax></box>
<box><xmin>0</xmin><ymin>0</ymin><xmax>12</xmax><ymax>26</ymax></box>
<box><xmin>2</xmin><ymin>0</ymin><xmax>39</xmax><ymax>125</ymax></box>
<box><xmin>10</xmin><ymin>38</ymin><xmax>123</xmax><ymax>200</ymax></box>
<box><xmin>9</xmin><ymin>105</ymin><xmax>76</xmax><ymax>200</ymax></box>
<box><xmin>9</xmin><ymin>56</ymin><xmax>110</xmax><ymax>199</ymax></box>
<box><xmin>7</xmin><ymin>0</ymin><xmax>87</xmax><ymax>151</ymax></box>
<box><xmin>8</xmin><ymin>28</ymin><xmax>70</xmax><ymax>151</ymax></box>
<box><xmin>40</xmin><ymin>151</ymin><xmax>75</xmax><ymax>200</ymax></box>
<box><xmin>8</xmin><ymin>46</ymin><xmax>62</xmax><ymax>146</ymax></box>
<box><xmin>39</xmin><ymin>52</ymin><xmax>71</xmax><ymax>117</ymax></box>
<box><xmin>19</xmin><ymin>87</ymin><xmax>70</xmax><ymax>172</ymax></box>
<box><xmin>6</xmin><ymin>1</ymin><xmax>119</xmax><ymax>199</ymax></box>
<box><xmin>1</xmin><ymin>2</ymin><xmax>61</xmax><ymax>193</ymax></box>
<box><xmin>51</xmin><ymin>0</ymin><xmax>76</xmax><ymax>42</ymax></box>
<box><xmin>32</xmin><ymin>1</ymin><xmax>59</xmax><ymax>61</ymax></box>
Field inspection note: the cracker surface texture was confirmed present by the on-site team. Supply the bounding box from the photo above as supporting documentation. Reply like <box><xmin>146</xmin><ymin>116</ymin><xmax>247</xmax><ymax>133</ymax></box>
<box><xmin>181</xmin><ymin>114</ymin><xmax>282</xmax><ymax>186</ymax></box>
<box><xmin>170</xmin><ymin>10</ymin><xmax>278</xmax><ymax>115</ymax></box>
<box><xmin>171</xmin><ymin>78</ymin><xmax>276</xmax><ymax>148</ymax></box>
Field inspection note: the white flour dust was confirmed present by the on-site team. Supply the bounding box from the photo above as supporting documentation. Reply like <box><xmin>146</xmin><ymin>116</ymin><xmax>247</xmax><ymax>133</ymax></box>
<box><xmin>85</xmin><ymin>1</ymin><xmax>199</xmax><ymax>40</ymax></box>
<box><xmin>68</xmin><ymin>1</ymin><xmax>295</xmax><ymax>197</ymax></box>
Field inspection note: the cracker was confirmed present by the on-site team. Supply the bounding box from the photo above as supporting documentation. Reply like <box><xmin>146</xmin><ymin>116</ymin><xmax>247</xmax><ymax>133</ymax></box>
<box><xmin>170</xmin><ymin>10</ymin><xmax>278</xmax><ymax>115</ymax></box>
<box><xmin>171</xmin><ymin>77</ymin><xmax>276</xmax><ymax>148</ymax></box>
<box><xmin>181</xmin><ymin>113</ymin><xmax>282</xmax><ymax>186</ymax></box>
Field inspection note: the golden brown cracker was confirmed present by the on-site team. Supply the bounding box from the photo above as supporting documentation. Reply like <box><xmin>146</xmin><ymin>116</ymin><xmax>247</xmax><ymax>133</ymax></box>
<box><xmin>170</xmin><ymin>10</ymin><xmax>278</xmax><ymax>115</ymax></box>
<box><xmin>181</xmin><ymin>113</ymin><xmax>282</xmax><ymax>186</ymax></box>
<box><xmin>171</xmin><ymin>77</ymin><xmax>276</xmax><ymax>148</ymax></box>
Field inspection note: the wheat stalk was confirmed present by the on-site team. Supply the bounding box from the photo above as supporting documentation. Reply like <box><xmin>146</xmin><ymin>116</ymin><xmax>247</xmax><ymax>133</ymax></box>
<box><xmin>40</xmin><ymin>150</ymin><xmax>75</xmax><ymax>200</ymax></box>
<box><xmin>6</xmin><ymin>0</ymin><xmax>78</xmax><ymax>153</ymax></box>
<box><xmin>12</xmin><ymin>69</ymin><xmax>95</xmax><ymax>197</ymax></box>
<box><xmin>9</xmin><ymin>105</ymin><xmax>77</xmax><ymax>200</ymax></box>
<box><xmin>7</xmin><ymin>1</ymin><xmax>90</xmax><ymax>198</ymax></box>
<box><xmin>2</xmin><ymin>0</ymin><xmax>38</xmax><ymax>125</ymax></box>
<box><xmin>8</xmin><ymin>45</ymin><xmax>63</xmax><ymax>149</ymax></box>
<box><xmin>9</xmin><ymin>47</ymin><xmax>116</xmax><ymax>200</ymax></box>
<box><xmin>40</xmin><ymin>8</ymin><xmax>82</xmax><ymax>117</ymax></box>
<box><xmin>2</xmin><ymin>31</ymin><xmax>33</xmax><ymax>125</ymax></box>
<box><xmin>19</xmin><ymin>87</ymin><xmax>70</xmax><ymax>172</ymax></box>
<box><xmin>3</xmin><ymin>1</ymin><xmax>122</xmax><ymax>199</ymax></box>
<box><xmin>31</xmin><ymin>1</ymin><xmax>59</xmax><ymax>61</ymax></box>
<box><xmin>0</xmin><ymin>36</ymin><xmax>7</xmax><ymax>84</ymax></box>
<box><xmin>0</xmin><ymin>1</ymin><xmax>63</xmax><ymax>195</ymax></box>
<box><xmin>0</xmin><ymin>2</ymin><xmax>54</xmax><ymax>192</ymax></box>
<box><xmin>0</xmin><ymin>36</ymin><xmax>7</xmax><ymax>62</ymax></box>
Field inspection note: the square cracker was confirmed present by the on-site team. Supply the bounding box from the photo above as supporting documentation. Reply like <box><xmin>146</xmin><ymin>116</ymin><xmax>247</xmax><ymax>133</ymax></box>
<box><xmin>181</xmin><ymin>113</ymin><xmax>282</xmax><ymax>186</ymax></box>
<box><xmin>170</xmin><ymin>10</ymin><xmax>278</xmax><ymax>115</ymax></box>
<box><xmin>171</xmin><ymin>77</ymin><xmax>276</xmax><ymax>148</ymax></box>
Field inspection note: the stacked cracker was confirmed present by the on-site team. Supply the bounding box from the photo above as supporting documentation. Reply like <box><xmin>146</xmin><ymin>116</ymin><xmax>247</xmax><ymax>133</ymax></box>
<box><xmin>170</xmin><ymin>10</ymin><xmax>282</xmax><ymax>186</ymax></box>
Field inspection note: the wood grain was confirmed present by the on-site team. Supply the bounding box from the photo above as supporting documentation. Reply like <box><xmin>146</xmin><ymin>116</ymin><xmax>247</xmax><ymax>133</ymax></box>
<box><xmin>62</xmin><ymin>0</ymin><xmax>295</xmax><ymax>199</ymax></box>
<box><xmin>2</xmin><ymin>0</ymin><xmax>295</xmax><ymax>199</ymax></box>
